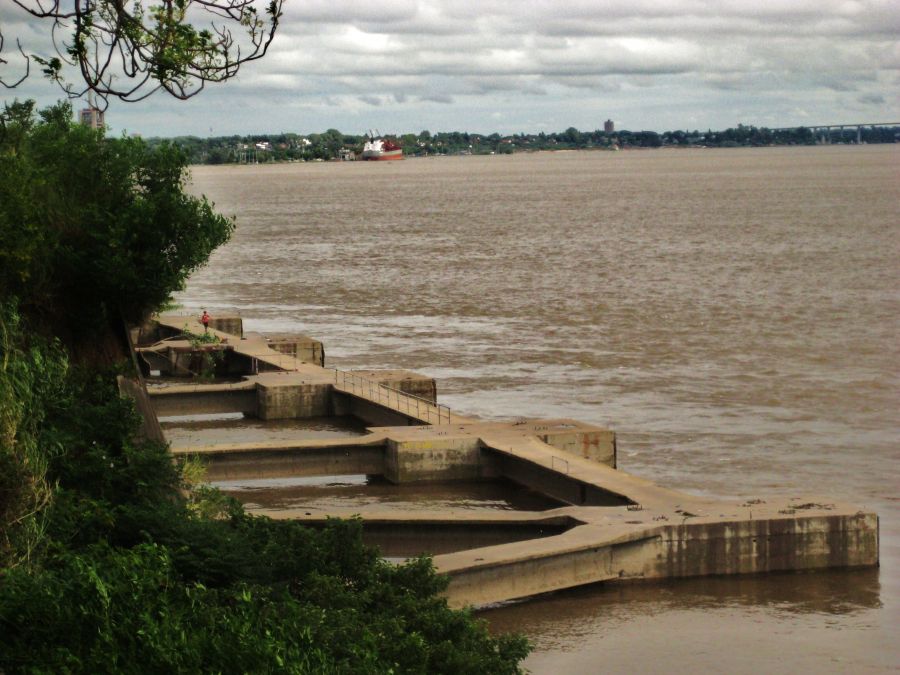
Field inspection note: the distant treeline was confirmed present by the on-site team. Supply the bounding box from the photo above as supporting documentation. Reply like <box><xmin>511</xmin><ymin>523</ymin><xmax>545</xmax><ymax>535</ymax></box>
<box><xmin>147</xmin><ymin>124</ymin><xmax>900</xmax><ymax>164</ymax></box>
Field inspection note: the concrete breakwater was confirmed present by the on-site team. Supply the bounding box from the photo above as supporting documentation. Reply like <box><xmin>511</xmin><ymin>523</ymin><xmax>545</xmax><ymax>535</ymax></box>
<box><xmin>134</xmin><ymin>313</ymin><xmax>879</xmax><ymax>608</ymax></box>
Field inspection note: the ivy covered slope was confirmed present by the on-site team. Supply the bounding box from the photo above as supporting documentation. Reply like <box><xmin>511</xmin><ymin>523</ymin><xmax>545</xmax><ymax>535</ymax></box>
<box><xmin>0</xmin><ymin>102</ymin><xmax>529</xmax><ymax>674</ymax></box>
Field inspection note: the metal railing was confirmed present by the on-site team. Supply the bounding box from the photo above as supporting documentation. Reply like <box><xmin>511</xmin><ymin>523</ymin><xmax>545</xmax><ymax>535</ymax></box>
<box><xmin>333</xmin><ymin>369</ymin><xmax>451</xmax><ymax>425</ymax></box>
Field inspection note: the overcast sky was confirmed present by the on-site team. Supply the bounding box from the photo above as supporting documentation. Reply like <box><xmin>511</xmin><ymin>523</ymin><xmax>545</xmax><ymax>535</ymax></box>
<box><xmin>2</xmin><ymin>0</ymin><xmax>898</xmax><ymax>137</ymax></box>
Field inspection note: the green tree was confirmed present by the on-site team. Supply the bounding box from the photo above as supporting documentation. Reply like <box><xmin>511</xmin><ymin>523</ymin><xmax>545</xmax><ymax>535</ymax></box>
<box><xmin>0</xmin><ymin>100</ymin><xmax>233</xmax><ymax>362</ymax></box>
<box><xmin>0</xmin><ymin>101</ymin><xmax>530</xmax><ymax>673</ymax></box>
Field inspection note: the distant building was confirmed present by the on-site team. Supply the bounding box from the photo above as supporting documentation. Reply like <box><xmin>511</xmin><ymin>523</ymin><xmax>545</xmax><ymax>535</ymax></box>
<box><xmin>604</xmin><ymin>119</ymin><xmax>615</xmax><ymax>133</ymax></box>
<box><xmin>79</xmin><ymin>105</ymin><xmax>104</xmax><ymax>129</ymax></box>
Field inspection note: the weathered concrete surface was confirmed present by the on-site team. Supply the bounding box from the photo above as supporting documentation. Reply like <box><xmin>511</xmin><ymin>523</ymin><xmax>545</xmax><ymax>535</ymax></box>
<box><xmin>150</xmin><ymin>380</ymin><xmax>258</xmax><ymax>417</ymax></box>
<box><xmin>169</xmin><ymin>418</ymin><xmax>618</xmax><ymax>486</ymax></box>
<box><xmin>373</xmin><ymin>419</ymin><xmax>619</xmax><ymax>483</ymax></box>
<box><xmin>349</xmin><ymin>370</ymin><xmax>437</xmax><ymax>403</ymax></box>
<box><xmin>256</xmin><ymin>374</ymin><xmax>334</xmax><ymax>420</ymax></box>
<box><xmin>144</xmin><ymin>313</ymin><xmax>879</xmax><ymax>609</ymax></box>
<box><xmin>384</xmin><ymin>435</ymin><xmax>482</xmax><ymax>483</ymax></box>
<box><xmin>303</xmin><ymin>516</ymin><xmax>580</xmax><ymax>557</ymax></box>
<box><xmin>152</xmin><ymin>314</ymin><xmax>455</xmax><ymax>426</ymax></box>
<box><xmin>208</xmin><ymin>315</ymin><xmax>243</xmax><ymax>339</ymax></box>
<box><xmin>133</xmin><ymin>313</ymin><xmax>244</xmax><ymax>347</ymax></box>
<box><xmin>431</xmin><ymin>435</ymin><xmax>878</xmax><ymax>607</ymax></box>
<box><xmin>258</xmin><ymin>332</ymin><xmax>324</xmax><ymax>367</ymax></box>
<box><xmin>436</xmin><ymin>505</ymin><xmax>878</xmax><ymax>608</ymax></box>
<box><xmin>332</xmin><ymin>392</ymin><xmax>422</xmax><ymax>427</ymax></box>
<box><xmin>172</xmin><ymin>435</ymin><xmax>388</xmax><ymax>481</ymax></box>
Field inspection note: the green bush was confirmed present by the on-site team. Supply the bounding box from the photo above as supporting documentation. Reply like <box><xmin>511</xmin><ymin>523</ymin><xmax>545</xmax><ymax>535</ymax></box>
<box><xmin>0</xmin><ymin>101</ymin><xmax>233</xmax><ymax>342</ymax></box>
<box><xmin>0</xmin><ymin>102</ymin><xmax>529</xmax><ymax>673</ymax></box>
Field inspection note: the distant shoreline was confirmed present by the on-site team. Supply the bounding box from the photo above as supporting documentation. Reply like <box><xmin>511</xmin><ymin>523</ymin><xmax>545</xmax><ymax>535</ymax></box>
<box><xmin>187</xmin><ymin>141</ymin><xmax>896</xmax><ymax>168</ymax></box>
<box><xmin>157</xmin><ymin>123</ymin><xmax>899</xmax><ymax>166</ymax></box>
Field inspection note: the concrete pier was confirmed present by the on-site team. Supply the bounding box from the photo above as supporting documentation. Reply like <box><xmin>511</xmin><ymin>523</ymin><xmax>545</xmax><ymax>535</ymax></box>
<box><xmin>139</xmin><ymin>313</ymin><xmax>879</xmax><ymax>609</ymax></box>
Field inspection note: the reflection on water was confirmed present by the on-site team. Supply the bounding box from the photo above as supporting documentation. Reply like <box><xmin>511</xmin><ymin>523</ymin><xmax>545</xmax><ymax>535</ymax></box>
<box><xmin>484</xmin><ymin>571</ymin><xmax>888</xmax><ymax>674</ymax></box>
<box><xmin>180</xmin><ymin>146</ymin><xmax>900</xmax><ymax>672</ymax></box>
<box><xmin>217</xmin><ymin>475</ymin><xmax>564</xmax><ymax>515</ymax></box>
<box><xmin>484</xmin><ymin>569</ymin><xmax>888</xmax><ymax>674</ymax></box>
<box><xmin>160</xmin><ymin>414</ymin><xmax>368</xmax><ymax>447</ymax></box>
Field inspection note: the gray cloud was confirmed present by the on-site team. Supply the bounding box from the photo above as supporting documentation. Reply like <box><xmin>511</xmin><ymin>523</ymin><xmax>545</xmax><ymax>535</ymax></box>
<box><xmin>420</xmin><ymin>93</ymin><xmax>454</xmax><ymax>104</ymax></box>
<box><xmin>1</xmin><ymin>0</ymin><xmax>897</xmax><ymax>135</ymax></box>
<box><xmin>858</xmin><ymin>93</ymin><xmax>885</xmax><ymax>104</ymax></box>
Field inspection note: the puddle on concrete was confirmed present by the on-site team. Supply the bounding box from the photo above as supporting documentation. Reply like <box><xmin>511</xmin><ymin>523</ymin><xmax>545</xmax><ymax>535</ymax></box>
<box><xmin>160</xmin><ymin>414</ymin><xmax>369</xmax><ymax>448</ymax></box>
<box><xmin>217</xmin><ymin>475</ymin><xmax>565</xmax><ymax>514</ymax></box>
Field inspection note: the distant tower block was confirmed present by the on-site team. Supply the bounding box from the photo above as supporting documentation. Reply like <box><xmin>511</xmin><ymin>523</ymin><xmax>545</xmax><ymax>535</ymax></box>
<box><xmin>79</xmin><ymin>93</ymin><xmax>105</xmax><ymax>129</ymax></box>
<box><xmin>604</xmin><ymin>119</ymin><xmax>615</xmax><ymax>133</ymax></box>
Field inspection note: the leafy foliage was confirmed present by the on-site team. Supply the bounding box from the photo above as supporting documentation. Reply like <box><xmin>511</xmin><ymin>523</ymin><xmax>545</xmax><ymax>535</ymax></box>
<box><xmin>0</xmin><ymin>302</ymin><xmax>68</xmax><ymax>569</ymax></box>
<box><xmin>0</xmin><ymin>102</ymin><xmax>529</xmax><ymax>673</ymax></box>
<box><xmin>0</xmin><ymin>100</ymin><xmax>234</xmax><ymax>338</ymax></box>
<box><xmin>3</xmin><ymin>1</ymin><xmax>283</xmax><ymax>107</ymax></box>
<box><xmin>0</xmin><ymin>359</ymin><xmax>529</xmax><ymax>673</ymax></box>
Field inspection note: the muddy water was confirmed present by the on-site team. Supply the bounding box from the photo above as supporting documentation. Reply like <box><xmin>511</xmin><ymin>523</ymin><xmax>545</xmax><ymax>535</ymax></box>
<box><xmin>216</xmin><ymin>475</ymin><xmax>563</xmax><ymax>515</ymax></box>
<box><xmin>159</xmin><ymin>413</ymin><xmax>368</xmax><ymax>448</ymax></box>
<box><xmin>181</xmin><ymin>146</ymin><xmax>899</xmax><ymax>673</ymax></box>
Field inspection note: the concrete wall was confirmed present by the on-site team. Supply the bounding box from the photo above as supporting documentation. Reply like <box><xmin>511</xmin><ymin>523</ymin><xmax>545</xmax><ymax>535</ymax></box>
<box><xmin>138</xmin><ymin>314</ymin><xmax>243</xmax><ymax>345</ymax></box>
<box><xmin>487</xmin><ymin>450</ymin><xmax>633</xmax><ymax>506</ymax></box>
<box><xmin>442</xmin><ymin>512</ymin><xmax>879</xmax><ymax>607</ymax></box>
<box><xmin>208</xmin><ymin>316</ymin><xmax>243</xmax><ymax>338</ymax></box>
<box><xmin>194</xmin><ymin>445</ymin><xmax>384</xmax><ymax>481</ymax></box>
<box><xmin>351</xmin><ymin>370</ymin><xmax>437</xmax><ymax>403</ymax></box>
<box><xmin>332</xmin><ymin>392</ymin><xmax>421</xmax><ymax>427</ymax></box>
<box><xmin>359</xmin><ymin>520</ymin><xmax>575</xmax><ymax>557</ymax></box>
<box><xmin>541</xmin><ymin>429</ymin><xmax>616</xmax><ymax>468</ymax></box>
<box><xmin>266</xmin><ymin>334</ymin><xmax>325</xmax><ymax>367</ymax></box>
<box><xmin>445</xmin><ymin>536</ymin><xmax>627</xmax><ymax>607</ymax></box>
<box><xmin>257</xmin><ymin>382</ymin><xmax>332</xmax><ymax>420</ymax></box>
<box><xmin>385</xmin><ymin>436</ymin><xmax>483</xmax><ymax>483</ymax></box>
<box><xmin>151</xmin><ymin>388</ymin><xmax>257</xmax><ymax>417</ymax></box>
<box><xmin>651</xmin><ymin>513</ymin><xmax>880</xmax><ymax>579</ymax></box>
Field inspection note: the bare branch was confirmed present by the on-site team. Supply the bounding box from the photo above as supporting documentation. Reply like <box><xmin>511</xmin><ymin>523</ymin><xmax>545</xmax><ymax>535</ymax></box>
<box><xmin>0</xmin><ymin>31</ymin><xmax>32</xmax><ymax>89</ymax></box>
<box><xmin>3</xmin><ymin>0</ymin><xmax>283</xmax><ymax>108</ymax></box>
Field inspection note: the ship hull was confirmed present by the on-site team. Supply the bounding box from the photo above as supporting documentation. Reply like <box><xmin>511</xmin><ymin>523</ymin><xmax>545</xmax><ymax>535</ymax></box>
<box><xmin>361</xmin><ymin>149</ymin><xmax>403</xmax><ymax>161</ymax></box>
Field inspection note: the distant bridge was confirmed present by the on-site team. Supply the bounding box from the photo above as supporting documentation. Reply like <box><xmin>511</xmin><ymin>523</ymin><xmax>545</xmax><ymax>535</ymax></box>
<box><xmin>769</xmin><ymin>121</ymin><xmax>899</xmax><ymax>144</ymax></box>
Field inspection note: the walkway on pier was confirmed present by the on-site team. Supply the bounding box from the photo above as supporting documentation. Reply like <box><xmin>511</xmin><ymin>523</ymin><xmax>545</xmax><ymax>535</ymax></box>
<box><xmin>152</xmin><ymin>313</ymin><xmax>467</xmax><ymax>426</ymax></box>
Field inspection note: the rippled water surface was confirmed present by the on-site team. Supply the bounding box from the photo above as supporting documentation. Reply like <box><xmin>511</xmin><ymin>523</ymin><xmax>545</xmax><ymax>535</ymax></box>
<box><xmin>181</xmin><ymin>146</ymin><xmax>899</xmax><ymax>673</ymax></box>
<box><xmin>159</xmin><ymin>413</ymin><xmax>367</xmax><ymax>448</ymax></box>
<box><xmin>217</xmin><ymin>475</ymin><xmax>563</xmax><ymax>516</ymax></box>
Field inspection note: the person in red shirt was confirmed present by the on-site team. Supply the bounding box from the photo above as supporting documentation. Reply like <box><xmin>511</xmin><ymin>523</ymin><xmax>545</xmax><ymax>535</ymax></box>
<box><xmin>200</xmin><ymin>310</ymin><xmax>211</xmax><ymax>333</ymax></box>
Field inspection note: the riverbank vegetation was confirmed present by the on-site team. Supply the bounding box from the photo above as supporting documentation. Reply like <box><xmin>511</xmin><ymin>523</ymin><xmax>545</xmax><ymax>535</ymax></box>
<box><xmin>149</xmin><ymin>123</ymin><xmax>900</xmax><ymax>164</ymax></box>
<box><xmin>0</xmin><ymin>101</ymin><xmax>529</xmax><ymax>673</ymax></box>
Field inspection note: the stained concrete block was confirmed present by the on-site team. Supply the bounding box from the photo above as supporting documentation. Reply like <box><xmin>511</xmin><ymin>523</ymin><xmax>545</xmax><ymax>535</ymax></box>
<box><xmin>257</xmin><ymin>381</ymin><xmax>332</xmax><ymax>420</ymax></box>
<box><xmin>652</xmin><ymin>513</ymin><xmax>880</xmax><ymax>578</ymax></box>
<box><xmin>350</xmin><ymin>370</ymin><xmax>437</xmax><ymax>403</ymax></box>
<box><xmin>195</xmin><ymin>445</ymin><xmax>385</xmax><ymax>481</ymax></box>
<box><xmin>331</xmin><ymin>393</ymin><xmax>419</xmax><ymax>427</ymax></box>
<box><xmin>149</xmin><ymin>382</ymin><xmax>258</xmax><ymax>417</ymax></box>
<box><xmin>385</xmin><ymin>436</ymin><xmax>483</xmax><ymax>483</ymax></box>
<box><xmin>265</xmin><ymin>333</ymin><xmax>325</xmax><ymax>366</ymax></box>
<box><xmin>208</xmin><ymin>315</ymin><xmax>243</xmax><ymax>338</ymax></box>
<box><xmin>540</xmin><ymin>429</ymin><xmax>616</xmax><ymax>467</ymax></box>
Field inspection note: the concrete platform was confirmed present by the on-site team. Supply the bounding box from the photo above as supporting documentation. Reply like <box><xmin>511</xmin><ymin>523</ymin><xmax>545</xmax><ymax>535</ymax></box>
<box><xmin>141</xmin><ymin>313</ymin><xmax>880</xmax><ymax>609</ymax></box>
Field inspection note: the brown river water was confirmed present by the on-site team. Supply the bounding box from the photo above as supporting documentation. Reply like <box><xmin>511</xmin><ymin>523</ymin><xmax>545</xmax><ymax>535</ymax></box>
<box><xmin>181</xmin><ymin>146</ymin><xmax>899</xmax><ymax>673</ymax></box>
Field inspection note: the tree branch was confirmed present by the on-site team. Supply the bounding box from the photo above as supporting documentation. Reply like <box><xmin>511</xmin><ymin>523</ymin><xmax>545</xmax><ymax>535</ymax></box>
<box><xmin>0</xmin><ymin>31</ymin><xmax>31</xmax><ymax>89</ymax></box>
<box><xmin>2</xmin><ymin>0</ymin><xmax>283</xmax><ymax>109</ymax></box>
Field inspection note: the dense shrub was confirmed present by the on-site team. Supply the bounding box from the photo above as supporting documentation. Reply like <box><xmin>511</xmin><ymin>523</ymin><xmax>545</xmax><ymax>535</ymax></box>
<box><xmin>0</xmin><ymin>360</ymin><xmax>528</xmax><ymax>673</ymax></box>
<box><xmin>0</xmin><ymin>100</ymin><xmax>233</xmax><ymax>348</ymax></box>
<box><xmin>0</xmin><ymin>102</ymin><xmax>529</xmax><ymax>673</ymax></box>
